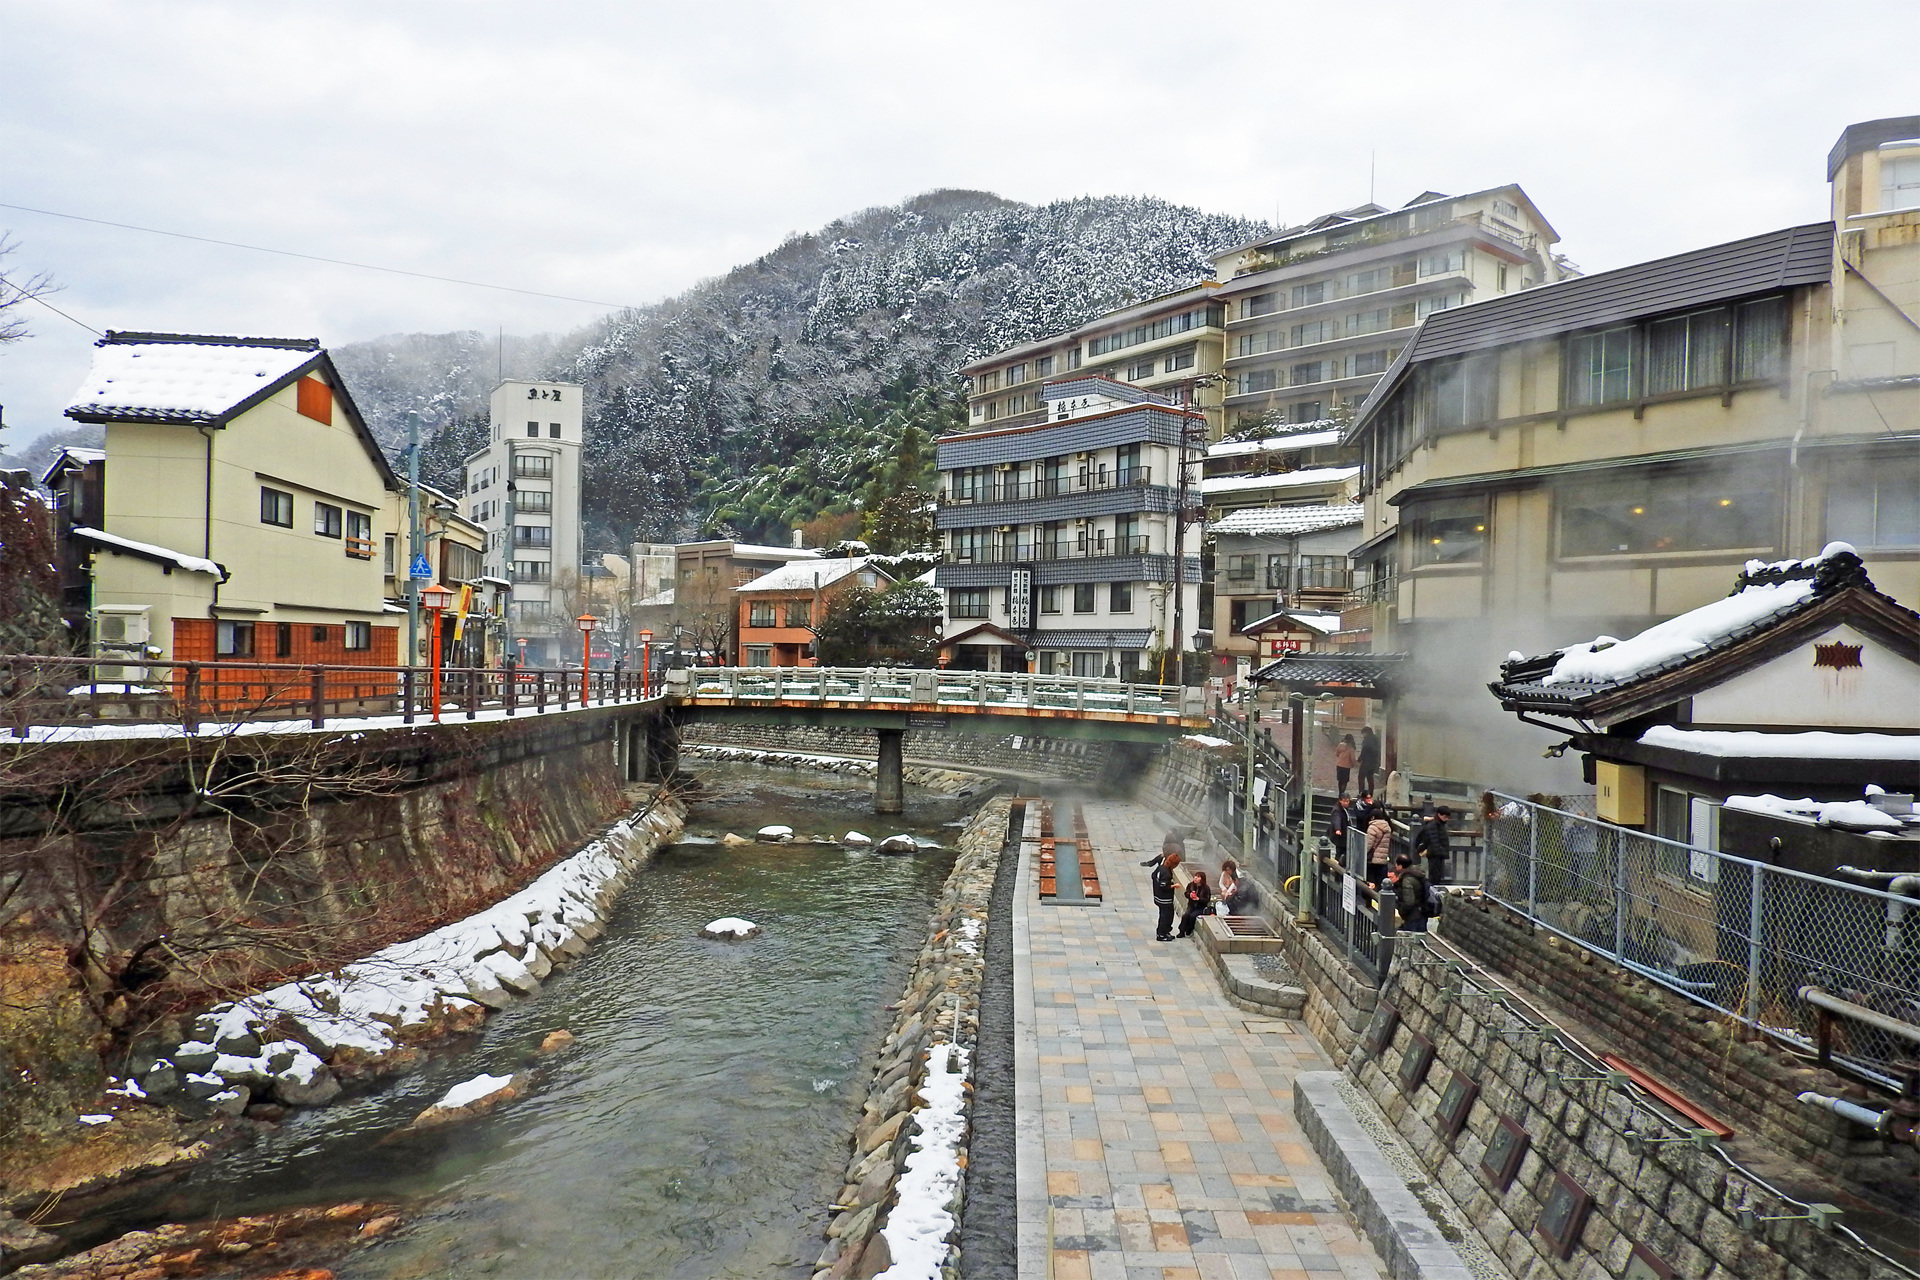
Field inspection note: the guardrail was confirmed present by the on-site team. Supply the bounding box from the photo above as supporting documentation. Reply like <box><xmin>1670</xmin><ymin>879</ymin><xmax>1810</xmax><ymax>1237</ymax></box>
<box><xmin>672</xmin><ymin>666</ymin><xmax>1205</xmax><ymax>720</ymax></box>
<box><xmin>1</xmin><ymin>653</ymin><xmax>664</xmax><ymax>737</ymax></box>
<box><xmin>1483</xmin><ymin>791</ymin><xmax>1920</xmax><ymax>1091</ymax></box>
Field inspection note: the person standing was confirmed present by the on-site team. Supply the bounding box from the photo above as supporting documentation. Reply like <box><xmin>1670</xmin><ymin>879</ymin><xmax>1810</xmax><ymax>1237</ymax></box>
<box><xmin>1328</xmin><ymin>794</ymin><xmax>1353</xmax><ymax>845</ymax></box>
<box><xmin>1365</xmin><ymin>811</ymin><xmax>1394</xmax><ymax>887</ymax></box>
<box><xmin>1412</xmin><ymin>806</ymin><xmax>1453</xmax><ymax>885</ymax></box>
<box><xmin>1357</xmin><ymin>725</ymin><xmax>1381</xmax><ymax>797</ymax></box>
<box><xmin>1177</xmin><ymin>869</ymin><xmax>1212</xmax><ymax>937</ymax></box>
<box><xmin>1333</xmin><ymin>734</ymin><xmax>1356</xmax><ymax>797</ymax></box>
<box><xmin>1389</xmin><ymin>854</ymin><xmax>1430</xmax><ymax>932</ymax></box>
<box><xmin>1151</xmin><ymin>851</ymin><xmax>1182</xmax><ymax>941</ymax></box>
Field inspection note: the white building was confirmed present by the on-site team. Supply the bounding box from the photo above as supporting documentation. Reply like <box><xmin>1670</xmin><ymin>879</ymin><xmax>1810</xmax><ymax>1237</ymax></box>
<box><xmin>463</xmin><ymin>380</ymin><xmax>584</xmax><ymax>666</ymax></box>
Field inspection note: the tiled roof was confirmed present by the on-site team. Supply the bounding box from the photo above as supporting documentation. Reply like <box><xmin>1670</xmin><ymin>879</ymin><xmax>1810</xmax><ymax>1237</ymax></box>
<box><xmin>1032</xmin><ymin>629</ymin><xmax>1156</xmax><ymax>650</ymax></box>
<box><xmin>1200</xmin><ymin>467</ymin><xmax>1359</xmax><ymax>497</ymax></box>
<box><xmin>1209</xmin><ymin>504</ymin><xmax>1364</xmax><ymax>537</ymax></box>
<box><xmin>1251</xmin><ymin>651</ymin><xmax>1407</xmax><ymax>690</ymax></box>
<box><xmin>66</xmin><ymin>332</ymin><xmax>323</xmax><ymax>426</ymax></box>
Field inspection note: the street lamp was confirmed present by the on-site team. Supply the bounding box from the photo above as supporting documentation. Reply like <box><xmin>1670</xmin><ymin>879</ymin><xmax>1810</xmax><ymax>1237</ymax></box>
<box><xmin>576</xmin><ymin>613</ymin><xmax>599</xmax><ymax>699</ymax></box>
<box><xmin>639</xmin><ymin>628</ymin><xmax>653</xmax><ymax>695</ymax></box>
<box><xmin>421</xmin><ymin>583</ymin><xmax>454</xmax><ymax>723</ymax></box>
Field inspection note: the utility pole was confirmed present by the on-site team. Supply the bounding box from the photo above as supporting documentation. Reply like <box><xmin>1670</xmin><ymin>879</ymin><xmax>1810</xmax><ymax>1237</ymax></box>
<box><xmin>1242</xmin><ymin>678</ymin><xmax>1259</xmax><ymax>872</ymax></box>
<box><xmin>406</xmin><ymin>411</ymin><xmax>422</xmax><ymax>668</ymax></box>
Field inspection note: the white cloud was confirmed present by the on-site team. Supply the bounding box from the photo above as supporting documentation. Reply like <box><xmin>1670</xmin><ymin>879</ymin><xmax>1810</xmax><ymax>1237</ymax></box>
<box><xmin>3</xmin><ymin>0</ymin><xmax>1915</xmax><ymax>447</ymax></box>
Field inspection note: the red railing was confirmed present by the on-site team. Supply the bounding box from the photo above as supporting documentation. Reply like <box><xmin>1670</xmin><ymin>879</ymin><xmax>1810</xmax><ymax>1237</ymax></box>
<box><xmin>0</xmin><ymin>654</ymin><xmax>667</xmax><ymax>738</ymax></box>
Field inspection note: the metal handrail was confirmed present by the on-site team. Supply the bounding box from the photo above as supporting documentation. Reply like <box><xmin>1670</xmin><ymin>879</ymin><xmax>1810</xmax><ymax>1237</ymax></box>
<box><xmin>676</xmin><ymin>666</ymin><xmax>1201</xmax><ymax>720</ymax></box>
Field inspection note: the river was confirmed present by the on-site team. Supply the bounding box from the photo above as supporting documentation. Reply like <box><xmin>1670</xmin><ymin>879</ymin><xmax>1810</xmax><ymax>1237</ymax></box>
<box><xmin>103</xmin><ymin>762</ymin><xmax>981</xmax><ymax>1279</ymax></box>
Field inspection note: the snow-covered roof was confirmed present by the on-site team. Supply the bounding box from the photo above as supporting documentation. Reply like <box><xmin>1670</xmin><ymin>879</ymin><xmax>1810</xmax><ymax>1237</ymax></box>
<box><xmin>66</xmin><ymin>334</ymin><xmax>321</xmax><ymax>426</ymax></box>
<box><xmin>1201</xmin><ymin>467</ymin><xmax>1359</xmax><ymax>497</ymax></box>
<box><xmin>1209</xmin><ymin>504</ymin><xmax>1364</xmax><ymax>537</ymax></box>
<box><xmin>1239</xmin><ymin>609</ymin><xmax>1341</xmax><ymax>636</ymax></box>
<box><xmin>1639</xmin><ymin>727</ymin><xmax>1920</xmax><ymax>762</ymax></box>
<box><xmin>735</xmin><ymin>555</ymin><xmax>886</xmax><ymax>594</ymax></box>
<box><xmin>73</xmin><ymin>526</ymin><xmax>222</xmax><ymax>577</ymax></box>
<box><xmin>40</xmin><ymin>446</ymin><xmax>106</xmax><ymax>486</ymax></box>
<box><xmin>731</xmin><ymin>543</ymin><xmax>819</xmax><ymax>560</ymax></box>
<box><xmin>1722</xmin><ymin>793</ymin><xmax>1913</xmax><ymax>833</ymax></box>
<box><xmin>635</xmin><ymin>586</ymin><xmax>675</xmax><ymax>608</ymax></box>
<box><xmin>1207</xmin><ymin>430</ymin><xmax>1342</xmax><ymax>458</ymax></box>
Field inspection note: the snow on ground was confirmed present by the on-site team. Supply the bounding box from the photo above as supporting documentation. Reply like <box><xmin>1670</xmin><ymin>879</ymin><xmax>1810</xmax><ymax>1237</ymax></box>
<box><xmin>437</xmin><ymin>1073</ymin><xmax>515</xmax><ymax>1110</ymax></box>
<box><xmin>952</xmin><ymin>917</ymin><xmax>983</xmax><ymax>956</ymax></box>
<box><xmin>1182</xmin><ymin>734</ymin><xmax>1234</xmax><ymax>748</ymax></box>
<box><xmin>1722</xmin><ymin>794</ymin><xmax>1908</xmax><ymax>831</ymax></box>
<box><xmin>9</xmin><ymin>695</ymin><xmax>659</xmax><ymax>743</ymax></box>
<box><xmin>1640</xmin><ymin>726</ymin><xmax>1920</xmax><ymax>761</ymax></box>
<box><xmin>876</xmin><ymin>1041</ymin><xmax>971</xmax><ymax>1279</ymax></box>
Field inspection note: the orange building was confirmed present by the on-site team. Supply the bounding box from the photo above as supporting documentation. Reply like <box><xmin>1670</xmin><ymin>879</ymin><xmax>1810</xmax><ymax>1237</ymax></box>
<box><xmin>734</xmin><ymin>556</ymin><xmax>889</xmax><ymax>666</ymax></box>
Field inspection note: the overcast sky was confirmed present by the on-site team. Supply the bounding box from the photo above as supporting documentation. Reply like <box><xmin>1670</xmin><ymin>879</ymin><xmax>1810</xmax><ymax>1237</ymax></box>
<box><xmin>3</xmin><ymin>0</ymin><xmax>1915</xmax><ymax>451</ymax></box>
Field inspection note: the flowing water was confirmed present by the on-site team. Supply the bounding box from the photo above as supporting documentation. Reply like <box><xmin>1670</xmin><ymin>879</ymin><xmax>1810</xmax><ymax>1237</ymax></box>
<box><xmin>106</xmin><ymin>762</ymin><xmax>980</xmax><ymax>1279</ymax></box>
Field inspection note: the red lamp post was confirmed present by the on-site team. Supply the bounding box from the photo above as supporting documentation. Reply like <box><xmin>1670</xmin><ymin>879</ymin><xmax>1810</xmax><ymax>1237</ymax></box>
<box><xmin>421</xmin><ymin>583</ymin><xmax>453</xmax><ymax>723</ymax></box>
<box><xmin>577</xmin><ymin>613</ymin><xmax>598</xmax><ymax>703</ymax></box>
<box><xmin>639</xmin><ymin>628</ymin><xmax>653</xmax><ymax>695</ymax></box>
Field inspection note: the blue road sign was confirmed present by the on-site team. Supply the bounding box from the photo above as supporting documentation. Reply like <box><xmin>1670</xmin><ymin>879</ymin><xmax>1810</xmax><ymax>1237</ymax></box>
<box><xmin>410</xmin><ymin>553</ymin><xmax>433</xmax><ymax>581</ymax></box>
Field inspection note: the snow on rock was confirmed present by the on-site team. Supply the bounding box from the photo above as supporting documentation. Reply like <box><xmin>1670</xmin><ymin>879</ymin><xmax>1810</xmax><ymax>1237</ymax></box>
<box><xmin>1640</xmin><ymin>727</ymin><xmax>1920</xmax><ymax>762</ymax></box>
<box><xmin>78</xmin><ymin>1114</ymin><xmax>114</xmax><ymax>1126</ymax></box>
<box><xmin>408</xmin><ymin>1072</ymin><xmax>527</xmax><ymax>1129</ymax></box>
<box><xmin>877</xmin><ymin>834</ymin><xmax>919</xmax><ymax>855</ymax></box>
<box><xmin>722</xmin><ymin>832</ymin><xmax>753</xmax><ymax>847</ymax></box>
<box><xmin>438</xmin><ymin>1073</ymin><xmax>517</xmax><ymax>1111</ymax></box>
<box><xmin>757</xmin><ymin>824</ymin><xmax>795</xmax><ymax>842</ymax></box>
<box><xmin>843</xmin><ymin>831</ymin><xmax>873</xmax><ymax>846</ymax></box>
<box><xmin>875</xmin><ymin>1042</ymin><xmax>971</xmax><ymax>1279</ymax></box>
<box><xmin>952</xmin><ymin>917</ymin><xmax>983</xmax><ymax>956</ymax></box>
<box><xmin>701</xmin><ymin>917</ymin><xmax>761</xmax><ymax>940</ymax></box>
<box><xmin>1722</xmin><ymin>794</ymin><xmax>1906</xmax><ymax>831</ymax></box>
<box><xmin>1546</xmin><ymin>577</ymin><xmax>1815</xmax><ymax>685</ymax></box>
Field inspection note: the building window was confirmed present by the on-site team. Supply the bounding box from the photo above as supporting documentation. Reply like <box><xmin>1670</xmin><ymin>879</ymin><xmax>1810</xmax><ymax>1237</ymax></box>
<box><xmin>1164</xmin><ymin>344</ymin><xmax>1196</xmax><ymax>373</ymax></box>
<box><xmin>514</xmin><ymin>525</ymin><xmax>552</xmax><ymax>547</ymax></box>
<box><xmin>549</xmin><ymin>423</ymin><xmax>561</xmax><ymax>438</ymax></box>
<box><xmin>1070</xmin><ymin>651</ymin><xmax>1104</xmax><ymax>677</ymax></box>
<box><xmin>1646</xmin><ymin>308</ymin><xmax>1731</xmax><ymax>394</ymax></box>
<box><xmin>1226</xmin><ymin>554</ymin><xmax>1257</xmax><ymax>582</ymax></box>
<box><xmin>1348</xmin><ymin>308</ymin><xmax>1391</xmax><ymax>337</ymax></box>
<box><xmin>276</xmin><ymin>622</ymin><xmax>293</xmax><ymax>657</ymax></box>
<box><xmin>1242</xmin><ymin>293</ymin><xmax>1278</xmax><ymax>319</ymax></box>
<box><xmin>785</xmin><ymin>599</ymin><xmax>811</xmax><ymax>627</ymax></box>
<box><xmin>517</xmin><ymin>489</ymin><xmax>553</xmax><ymax>513</ymax></box>
<box><xmin>1419</xmin><ymin>251</ymin><xmax>1466</xmax><ymax>277</ymax></box>
<box><xmin>345</xmin><ymin>510</ymin><xmax>374</xmax><ymax>558</ymax></box>
<box><xmin>260</xmin><ymin>487</ymin><xmax>293</xmax><ymax>527</ymax></box>
<box><xmin>1291</xmin><ymin>361</ymin><xmax>1324</xmax><ymax>386</ymax></box>
<box><xmin>1035</xmin><ymin>355</ymin><xmax>1054</xmax><ymax>377</ymax></box>
<box><xmin>527</xmin><ymin>422</ymin><xmax>540</xmax><ymax>437</ymax></box>
<box><xmin>1408</xmin><ymin>495</ymin><xmax>1488</xmax><ymax>566</ymax></box>
<box><xmin>1882</xmin><ymin>155</ymin><xmax>1920</xmax><ymax>211</ymax></box>
<box><xmin>1291</xmin><ymin>319</ymin><xmax>1335</xmax><ymax>347</ymax></box>
<box><xmin>1291</xmin><ymin>282</ymin><xmax>1325</xmax><ymax>308</ymax></box>
<box><xmin>1497</xmin><ymin>264</ymin><xmax>1509</xmax><ymax>291</ymax></box>
<box><xmin>446</xmin><ymin>543</ymin><xmax>483</xmax><ymax>582</ymax></box>
<box><xmin>1291</xmin><ymin>401</ymin><xmax>1324</xmax><ymax>424</ymax></box>
<box><xmin>1733</xmin><ymin>297</ymin><xmax>1788</xmax><ymax>382</ymax></box>
<box><xmin>1265</xmin><ymin>554</ymin><xmax>1290</xmax><ymax>590</ymax></box>
<box><xmin>1072</xmin><ymin>583</ymin><xmax>1095</xmax><ymax>613</ymax></box>
<box><xmin>518</xmin><ymin>599</ymin><xmax>550</xmax><ymax>618</ymax></box>
<box><xmin>514</xmin><ymin>455</ymin><xmax>553</xmax><ymax>479</ymax></box>
<box><xmin>1110</xmin><ymin>582</ymin><xmax>1133</xmax><ymax>612</ymax></box>
<box><xmin>747</xmin><ymin>645</ymin><xmax>772</xmax><ymax>667</ymax></box>
<box><xmin>1066</xmin><ymin>348</ymin><xmax>1082</xmax><ymax>370</ymax></box>
<box><xmin>383</xmin><ymin>534</ymin><xmax>397</xmax><ymax>575</ymax></box>
<box><xmin>512</xmin><ymin>560</ymin><xmax>551</xmax><ymax>582</ymax></box>
<box><xmin>1828</xmin><ymin>469</ymin><xmax>1920</xmax><ymax>548</ymax></box>
<box><xmin>314</xmin><ymin>502</ymin><xmax>343</xmax><ymax>538</ymax></box>
<box><xmin>313</xmin><ymin>625</ymin><xmax>330</xmax><ymax>643</ymax></box>
<box><xmin>1566</xmin><ymin>327</ymin><xmax>1637</xmax><ymax>407</ymax></box>
<box><xmin>1297</xmin><ymin>555</ymin><xmax>1349</xmax><ymax>590</ymax></box>
<box><xmin>215</xmin><ymin>620</ymin><xmax>254</xmax><ymax>656</ymax></box>
<box><xmin>1126</xmin><ymin>359</ymin><xmax>1155</xmax><ymax>381</ymax></box>
<box><xmin>1237</xmin><ymin>369</ymin><xmax>1281</xmax><ymax>395</ymax></box>
<box><xmin>1040</xmin><ymin>585</ymin><xmax>1062</xmax><ymax>614</ymax></box>
<box><xmin>950</xmin><ymin>589</ymin><xmax>988</xmax><ymax>620</ymax></box>
<box><xmin>1431</xmin><ymin>354</ymin><xmax>1498</xmax><ymax>429</ymax></box>
<box><xmin>748</xmin><ymin>601</ymin><xmax>778</xmax><ymax>627</ymax></box>
<box><xmin>1557</xmin><ymin>468</ymin><xmax>1781</xmax><ymax>558</ymax></box>
<box><xmin>1350</xmin><ymin>349</ymin><xmax>1392</xmax><ymax>377</ymax></box>
<box><xmin>1007</xmin><ymin>363</ymin><xmax>1027</xmax><ymax>385</ymax></box>
<box><xmin>344</xmin><ymin>620</ymin><xmax>371</xmax><ymax>651</ymax></box>
<box><xmin>1237</xmin><ymin>329</ymin><xmax>1280</xmax><ymax>357</ymax></box>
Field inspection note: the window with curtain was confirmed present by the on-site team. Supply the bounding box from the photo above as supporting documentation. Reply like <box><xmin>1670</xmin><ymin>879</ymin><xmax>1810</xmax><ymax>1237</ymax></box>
<box><xmin>1827</xmin><ymin>468</ymin><xmax>1920</xmax><ymax>548</ymax></box>
<box><xmin>748</xmin><ymin>601</ymin><xmax>777</xmax><ymax>627</ymax></box>
<box><xmin>1733</xmin><ymin>297</ymin><xmax>1788</xmax><ymax>382</ymax></box>
<box><xmin>1567</xmin><ymin>327</ymin><xmax>1637</xmax><ymax>406</ymax></box>
<box><xmin>1646</xmin><ymin>308</ymin><xmax>1730</xmax><ymax>394</ymax></box>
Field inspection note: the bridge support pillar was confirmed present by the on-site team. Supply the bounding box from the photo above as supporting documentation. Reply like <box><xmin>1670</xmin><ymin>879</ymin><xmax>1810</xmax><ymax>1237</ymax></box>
<box><xmin>874</xmin><ymin>728</ymin><xmax>905</xmax><ymax>814</ymax></box>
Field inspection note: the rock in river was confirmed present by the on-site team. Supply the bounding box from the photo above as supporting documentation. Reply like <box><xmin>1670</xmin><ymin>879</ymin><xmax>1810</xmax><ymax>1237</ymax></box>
<box><xmin>757</xmin><ymin>824</ymin><xmax>795</xmax><ymax>842</ymax></box>
<box><xmin>843</xmin><ymin>831</ymin><xmax>872</xmax><ymax>846</ymax></box>
<box><xmin>876</xmin><ymin>834</ymin><xmax>918</xmax><ymax>854</ymax></box>
<box><xmin>701</xmin><ymin>917</ymin><xmax>761</xmax><ymax>940</ymax></box>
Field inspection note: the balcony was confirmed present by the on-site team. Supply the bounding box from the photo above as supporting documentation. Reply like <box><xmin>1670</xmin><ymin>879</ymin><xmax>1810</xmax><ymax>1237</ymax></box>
<box><xmin>940</xmin><ymin>467</ymin><xmax>1153</xmax><ymax>506</ymax></box>
<box><xmin>944</xmin><ymin>532</ymin><xmax>1153</xmax><ymax>565</ymax></box>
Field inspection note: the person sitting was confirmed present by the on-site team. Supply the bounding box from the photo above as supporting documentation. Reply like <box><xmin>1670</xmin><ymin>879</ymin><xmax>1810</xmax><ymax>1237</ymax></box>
<box><xmin>1217</xmin><ymin>859</ymin><xmax>1257</xmax><ymax>915</ymax></box>
<box><xmin>1177</xmin><ymin>869</ymin><xmax>1212</xmax><ymax>937</ymax></box>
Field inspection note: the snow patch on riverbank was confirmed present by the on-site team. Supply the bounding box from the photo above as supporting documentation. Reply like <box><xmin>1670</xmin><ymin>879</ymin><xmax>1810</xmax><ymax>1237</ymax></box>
<box><xmin>876</xmin><ymin>1041</ymin><xmax>971</xmax><ymax>1280</ymax></box>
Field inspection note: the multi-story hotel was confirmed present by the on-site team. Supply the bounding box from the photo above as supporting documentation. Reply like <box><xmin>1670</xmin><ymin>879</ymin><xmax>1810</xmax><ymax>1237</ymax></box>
<box><xmin>1340</xmin><ymin>116</ymin><xmax>1920</xmax><ymax>787</ymax></box>
<box><xmin>463</xmin><ymin>380</ymin><xmax>584</xmax><ymax>666</ymax></box>
<box><xmin>934</xmin><ymin>377</ymin><xmax>1204</xmax><ymax>678</ymax></box>
<box><xmin>1209</xmin><ymin>187</ymin><xmax>1569</xmax><ymax>433</ymax></box>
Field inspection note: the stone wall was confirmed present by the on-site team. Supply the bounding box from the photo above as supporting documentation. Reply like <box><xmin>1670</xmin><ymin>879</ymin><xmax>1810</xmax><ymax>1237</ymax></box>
<box><xmin>679</xmin><ymin>720</ymin><xmax>1145</xmax><ymax>787</ymax></box>
<box><xmin>1347</xmin><ymin>934</ymin><xmax>1911</xmax><ymax>1280</ymax></box>
<box><xmin>814</xmin><ymin>795</ymin><xmax>1011</xmax><ymax>1280</ymax></box>
<box><xmin>1443</xmin><ymin>898</ymin><xmax>1920</xmax><ymax>1213</ymax></box>
<box><xmin>0</xmin><ymin>706</ymin><xmax>659</xmax><ymax>1145</ymax></box>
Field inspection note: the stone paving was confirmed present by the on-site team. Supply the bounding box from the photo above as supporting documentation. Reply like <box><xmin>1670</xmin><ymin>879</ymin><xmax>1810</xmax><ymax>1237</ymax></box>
<box><xmin>1014</xmin><ymin>797</ymin><xmax>1385</xmax><ymax>1280</ymax></box>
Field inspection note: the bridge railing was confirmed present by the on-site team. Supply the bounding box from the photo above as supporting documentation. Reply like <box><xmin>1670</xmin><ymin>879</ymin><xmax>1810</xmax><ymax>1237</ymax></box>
<box><xmin>673</xmin><ymin>666</ymin><xmax>1203</xmax><ymax>720</ymax></box>
<box><xmin>0</xmin><ymin>652</ymin><xmax>665</xmax><ymax>738</ymax></box>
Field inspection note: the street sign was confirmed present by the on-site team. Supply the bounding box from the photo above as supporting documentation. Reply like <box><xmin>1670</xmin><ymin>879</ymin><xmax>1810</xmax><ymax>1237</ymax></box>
<box><xmin>1008</xmin><ymin>565</ymin><xmax>1034</xmax><ymax>630</ymax></box>
<box><xmin>409</xmin><ymin>553</ymin><xmax>433</xmax><ymax>581</ymax></box>
<box><xmin>1341</xmin><ymin>873</ymin><xmax>1357</xmax><ymax>915</ymax></box>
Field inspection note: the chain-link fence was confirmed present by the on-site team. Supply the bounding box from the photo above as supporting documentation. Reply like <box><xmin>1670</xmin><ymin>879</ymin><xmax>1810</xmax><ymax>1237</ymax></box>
<box><xmin>1484</xmin><ymin>792</ymin><xmax>1920</xmax><ymax>1089</ymax></box>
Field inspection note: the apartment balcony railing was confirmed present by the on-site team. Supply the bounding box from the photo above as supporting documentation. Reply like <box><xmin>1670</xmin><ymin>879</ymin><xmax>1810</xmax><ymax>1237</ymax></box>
<box><xmin>944</xmin><ymin>533</ymin><xmax>1153</xmax><ymax>564</ymax></box>
<box><xmin>939</xmin><ymin>467</ymin><xmax>1153</xmax><ymax>506</ymax></box>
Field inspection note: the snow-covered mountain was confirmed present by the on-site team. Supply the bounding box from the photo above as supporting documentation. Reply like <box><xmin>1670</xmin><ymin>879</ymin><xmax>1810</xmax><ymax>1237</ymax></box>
<box><xmin>334</xmin><ymin>189</ymin><xmax>1267</xmax><ymax>546</ymax></box>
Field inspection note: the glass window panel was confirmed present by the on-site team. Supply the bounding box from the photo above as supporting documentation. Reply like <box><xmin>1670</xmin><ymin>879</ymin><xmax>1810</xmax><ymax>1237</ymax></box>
<box><xmin>1558</xmin><ymin>470</ymin><xmax>1781</xmax><ymax>556</ymax></box>
<box><xmin>1410</xmin><ymin>496</ymin><xmax>1488</xmax><ymax>566</ymax></box>
<box><xmin>1735</xmin><ymin>297</ymin><xmax>1787</xmax><ymax>382</ymax></box>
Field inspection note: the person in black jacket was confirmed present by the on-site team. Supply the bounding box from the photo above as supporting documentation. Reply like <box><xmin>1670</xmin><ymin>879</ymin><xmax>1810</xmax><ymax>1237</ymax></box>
<box><xmin>1389</xmin><ymin>854</ymin><xmax>1429</xmax><ymax>932</ymax></box>
<box><xmin>1177</xmin><ymin>869</ymin><xmax>1212</xmax><ymax>937</ymax></box>
<box><xmin>1357</xmin><ymin>725</ymin><xmax>1381</xmax><ymax>796</ymax></box>
<box><xmin>1151</xmin><ymin>852</ymin><xmax>1182</xmax><ymax>941</ymax></box>
<box><xmin>1412</xmin><ymin>806</ymin><xmax>1452</xmax><ymax>885</ymax></box>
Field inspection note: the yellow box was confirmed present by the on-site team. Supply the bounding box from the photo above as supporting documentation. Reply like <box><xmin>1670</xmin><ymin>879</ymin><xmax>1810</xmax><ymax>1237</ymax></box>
<box><xmin>1595</xmin><ymin>760</ymin><xmax>1646</xmax><ymax>826</ymax></box>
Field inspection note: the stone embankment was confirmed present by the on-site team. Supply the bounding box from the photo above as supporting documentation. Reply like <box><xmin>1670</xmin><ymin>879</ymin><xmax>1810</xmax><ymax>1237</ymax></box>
<box><xmin>680</xmin><ymin>742</ymin><xmax>984</xmax><ymax>794</ymax></box>
<box><xmin>814</xmin><ymin>796</ymin><xmax>1009</xmax><ymax>1280</ymax></box>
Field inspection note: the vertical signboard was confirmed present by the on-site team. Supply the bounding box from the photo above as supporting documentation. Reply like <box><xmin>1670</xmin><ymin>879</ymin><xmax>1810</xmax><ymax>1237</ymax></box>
<box><xmin>1008</xmin><ymin>564</ymin><xmax>1034</xmax><ymax>631</ymax></box>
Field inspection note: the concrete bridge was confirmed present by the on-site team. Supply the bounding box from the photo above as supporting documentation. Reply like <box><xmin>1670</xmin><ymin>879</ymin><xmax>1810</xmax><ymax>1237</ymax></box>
<box><xmin>664</xmin><ymin>666</ymin><xmax>1207</xmax><ymax>812</ymax></box>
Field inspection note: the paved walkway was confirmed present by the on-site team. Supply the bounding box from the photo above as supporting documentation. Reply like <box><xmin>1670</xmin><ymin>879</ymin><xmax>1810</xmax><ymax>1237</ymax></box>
<box><xmin>1014</xmin><ymin>797</ymin><xmax>1384</xmax><ymax>1280</ymax></box>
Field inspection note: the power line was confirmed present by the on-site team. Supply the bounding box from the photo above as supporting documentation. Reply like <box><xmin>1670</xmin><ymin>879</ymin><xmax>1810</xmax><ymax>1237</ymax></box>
<box><xmin>0</xmin><ymin>201</ymin><xmax>637</xmax><ymax>311</ymax></box>
<box><xmin>0</xmin><ymin>277</ymin><xmax>101</xmax><ymax>336</ymax></box>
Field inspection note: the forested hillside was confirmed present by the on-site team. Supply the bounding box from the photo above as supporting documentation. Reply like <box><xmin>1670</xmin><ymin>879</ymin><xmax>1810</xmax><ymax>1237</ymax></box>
<box><xmin>335</xmin><ymin>189</ymin><xmax>1266</xmax><ymax>549</ymax></box>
